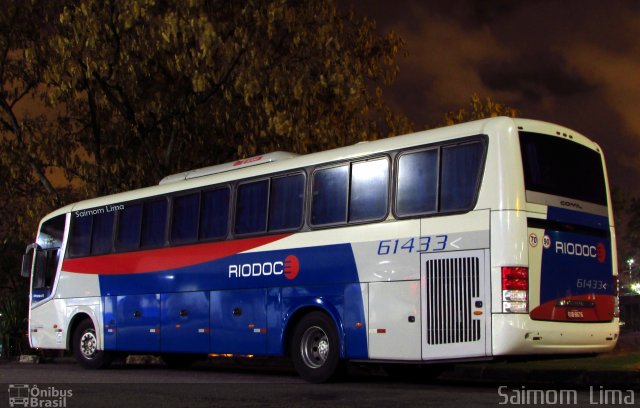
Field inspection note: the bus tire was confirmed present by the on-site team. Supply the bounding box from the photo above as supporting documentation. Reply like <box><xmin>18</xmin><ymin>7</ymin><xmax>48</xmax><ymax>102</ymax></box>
<box><xmin>290</xmin><ymin>312</ymin><xmax>344</xmax><ymax>383</ymax></box>
<box><xmin>73</xmin><ymin>319</ymin><xmax>112</xmax><ymax>369</ymax></box>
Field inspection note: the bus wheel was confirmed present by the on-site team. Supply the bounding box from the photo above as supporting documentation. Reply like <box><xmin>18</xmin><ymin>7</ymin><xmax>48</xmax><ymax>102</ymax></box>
<box><xmin>291</xmin><ymin>312</ymin><xmax>343</xmax><ymax>383</ymax></box>
<box><xmin>73</xmin><ymin>319</ymin><xmax>112</xmax><ymax>369</ymax></box>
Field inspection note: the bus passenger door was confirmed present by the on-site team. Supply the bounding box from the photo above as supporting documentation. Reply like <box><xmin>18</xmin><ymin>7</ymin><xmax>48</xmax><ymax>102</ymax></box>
<box><xmin>421</xmin><ymin>250</ymin><xmax>490</xmax><ymax>360</ymax></box>
<box><xmin>210</xmin><ymin>289</ymin><xmax>267</xmax><ymax>355</ymax></box>
<box><xmin>116</xmin><ymin>294</ymin><xmax>161</xmax><ymax>352</ymax></box>
<box><xmin>161</xmin><ymin>291</ymin><xmax>210</xmax><ymax>354</ymax></box>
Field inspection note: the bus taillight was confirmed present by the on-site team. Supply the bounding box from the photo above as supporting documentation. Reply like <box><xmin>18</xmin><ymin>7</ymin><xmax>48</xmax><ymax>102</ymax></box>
<box><xmin>502</xmin><ymin>266</ymin><xmax>528</xmax><ymax>313</ymax></box>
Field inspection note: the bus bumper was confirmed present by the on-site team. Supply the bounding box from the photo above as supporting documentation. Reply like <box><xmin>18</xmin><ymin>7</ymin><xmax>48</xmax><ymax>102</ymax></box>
<box><xmin>491</xmin><ymin>314</ymin><xmax>619</xmax><ymax>355</ymax></box>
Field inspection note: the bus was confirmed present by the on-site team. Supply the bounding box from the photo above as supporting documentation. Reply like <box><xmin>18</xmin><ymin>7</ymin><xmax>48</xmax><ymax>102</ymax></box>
<box><xmin>21</xmin><ymin>117</ymin><xmax>619</xmax><ymax>382</ymax></box>
<box><xmin>8</xmin><ymin>384</ymin><xmax>30</xmax><ymax>407</ymax></box>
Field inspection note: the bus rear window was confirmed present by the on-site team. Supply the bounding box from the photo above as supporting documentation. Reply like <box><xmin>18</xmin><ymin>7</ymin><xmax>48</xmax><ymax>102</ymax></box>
<box><xmin>519</xmin><ymin>132</ymin><xmax>607</xmax><ymax>206</ymax></box>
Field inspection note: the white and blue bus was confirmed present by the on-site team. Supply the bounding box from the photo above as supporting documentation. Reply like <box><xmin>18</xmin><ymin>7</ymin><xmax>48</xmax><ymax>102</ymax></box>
<box><xmin>22</xmin><ymin>117</ymin><xmax>619</xmax><ymax>382</ymax></box>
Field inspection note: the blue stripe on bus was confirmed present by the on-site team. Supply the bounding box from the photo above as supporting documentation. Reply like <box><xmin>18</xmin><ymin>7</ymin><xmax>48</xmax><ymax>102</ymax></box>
<box><xmin>99</xmin><ymin>243</ymin><xmax>369</xmax><ymax>359</ymax></box>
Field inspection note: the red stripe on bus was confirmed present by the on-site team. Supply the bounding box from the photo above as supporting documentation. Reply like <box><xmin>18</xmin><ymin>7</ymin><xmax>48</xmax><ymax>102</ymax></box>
<box><xmin>62</xmin><ymin>234</ymin><xmax>290</xmax><ymax>275</ymax></box>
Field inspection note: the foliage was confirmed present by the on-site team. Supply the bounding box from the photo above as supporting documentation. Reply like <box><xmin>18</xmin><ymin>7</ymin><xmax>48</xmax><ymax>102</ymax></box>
<box><xmin>442</xmin><ymin>93</ymin><xmax>519</xmax><ymax>126</ymax></box>
<box><xmin>0</xmin><ymin>240</ymin><xmax>29</xmax><ymax>358</ymax></box>
<box><xmin>625</xmin><ymin>196</ymin><xmax>640</xmax><ymax>262</ymax></box>
<box><xmin>1</xmin><ymin>1</ymin><xmax>65</xmax><ymax>237</ymax></box>
<box><xmin>1</xmin><ymin>0</ymin><xmax>412</xmax><ymax>355</ymax></box>
<box><xmin>41</xmin><ymin>0</ymin><xmax>412</xmax><ymax>197</ymax></box>
<box><xmin>611</xmin><ymin>187</ymin><xmax>631</xmax><ymax>255</ymax></box>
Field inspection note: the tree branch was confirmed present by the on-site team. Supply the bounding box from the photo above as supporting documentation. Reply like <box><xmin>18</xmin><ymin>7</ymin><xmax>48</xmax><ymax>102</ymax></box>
<box><xmin>0</xmin><ymin>97</ymin><xmax>59</xmax><ymax>203</ymax></box>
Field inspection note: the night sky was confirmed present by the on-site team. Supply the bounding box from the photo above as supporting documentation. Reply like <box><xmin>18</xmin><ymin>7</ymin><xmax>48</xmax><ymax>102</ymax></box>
<box><xmin>351</xmin><ymin>0</ymin><xmax>640</xmax><ymax>192</ymax></box>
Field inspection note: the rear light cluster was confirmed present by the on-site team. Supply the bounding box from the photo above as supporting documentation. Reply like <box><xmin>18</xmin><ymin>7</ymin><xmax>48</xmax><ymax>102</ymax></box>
<box><xmin>502</xmin><ymin>266</ymin><xmax>528</xmax><ymax>313</ymax></box>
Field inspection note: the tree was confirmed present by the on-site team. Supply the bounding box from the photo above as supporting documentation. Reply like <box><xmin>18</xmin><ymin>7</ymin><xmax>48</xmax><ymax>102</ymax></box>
<box><xmin>42</xmin><ymin>0</ymin><xmax>412</xmax><ymax>197</ymax></box>
<box><xmin>0</xmin><ymin>1</ymin><xmax>70</xmax><ymax>235</ymax></box>
<box><xmin>0</xmin><ymin>240</ymin><xmax>29</xmax><ymax>358</ymax></box>
<box><xmin>624</xmin><ymin>194</ymin><xmax>640</xmax><ymax>265</ymax></box>
<box><xmin>1</xmin><ymin>1</ymin><xmax>413</xmax><ymax>355</ymax></box>
<box><xmin>442</xmin><ymin>94</ymin><xmax>519</xmax><ymax>126</ymax></box>
<box><xmin>0</xmin><ymin>2</ymin><xmax>53</xmax><ymax>196</ymax></box>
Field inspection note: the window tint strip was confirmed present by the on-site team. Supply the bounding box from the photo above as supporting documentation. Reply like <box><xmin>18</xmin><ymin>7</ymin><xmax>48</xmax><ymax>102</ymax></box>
<box><xmin>201</xmin><ymin>188</ymin><xmax>230</xmax><ymax>240</ymax></box>
<box><xmin>311</xmin><ymin>165</ymin><xmax>349</xmax><ymax>226</ymax></box>
<box><xmin>141</xmin><ymin>200</ymin><xmax>168</xmax><ymax>248</ymax></box>
<box><xmin>235</xmin><ymin>180</ymin><xmax>269</xmax><ymax>235</ymax></box>
<box><xmin>171</xmin><ymin>193</ymin><xmax>200</xmax><ymax>244</ymax></box>
<box><xmin>349</xmin><ymin>158</ymin><xmax>389</xmax><ymax>222</ymax></box>
<box><xmin>440</xmin><ymin>142</ymin><xmax>484</xmax><ymax>212</ymax></box>
<box><xmin>69</xmin><ymin>215</ymin><xmax>92</xmax><ymax>257</ymax></box>
<box><xmin>269</xmin><ymin>174</ymin><xmax>305</xmax><ymax>231</ymax></box>
<box><xmin>116</xmin><ymin>203</ymin><xmax>142</xmax><ymax>251</ymax></box>
<box><xmin>396</xmin><ymin>149</ymin><xmax>438</xmax><ymax>217</ymax></box>
<box><xmin>91</xmin><ymin>212</ymin><xmax>115</xmax><ymax>255</ymax></box>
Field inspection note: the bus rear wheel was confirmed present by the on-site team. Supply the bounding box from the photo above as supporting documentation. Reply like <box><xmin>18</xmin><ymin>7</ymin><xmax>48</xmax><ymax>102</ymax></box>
<box><xmin>73</xmin><ymin>319</ymin><xmax>112</xmax><ymax>369</ymax></box>
<box><xmin>290</xmin><ymin>312</ymin><xmax>343</xmax><ymax>383</ymax></box>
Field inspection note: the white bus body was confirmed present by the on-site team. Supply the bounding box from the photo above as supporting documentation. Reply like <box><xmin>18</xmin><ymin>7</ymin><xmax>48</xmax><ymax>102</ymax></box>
<box><xmin>22</xmin><ymin>117</ymin><xmax>619</xmax><ymax>382</ymax></box>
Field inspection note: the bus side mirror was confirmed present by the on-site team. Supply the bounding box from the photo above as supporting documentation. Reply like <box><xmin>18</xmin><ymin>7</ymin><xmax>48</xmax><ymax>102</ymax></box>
<box><xmin>21</xmin><ymin>243</ymin><xmax>39</xmax><ymax>278</ymax></box>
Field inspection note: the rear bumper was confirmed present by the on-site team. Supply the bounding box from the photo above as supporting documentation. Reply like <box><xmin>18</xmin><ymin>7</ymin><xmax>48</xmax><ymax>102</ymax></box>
<box><xmin>492</xmin><ymin>314</ymin><xmax>619</xmax><ymax>355</ymax></box>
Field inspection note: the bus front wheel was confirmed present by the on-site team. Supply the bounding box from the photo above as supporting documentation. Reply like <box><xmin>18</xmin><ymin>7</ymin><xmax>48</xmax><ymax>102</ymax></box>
<box><xmin>290</xmin><ymin>312</ymin><xmax>343</xmax><ymax>383</ymax></box>
<box><xmin>73</xmin><ymin>319</ymin><xmax>112</xmax><ymax>369</ymax></box>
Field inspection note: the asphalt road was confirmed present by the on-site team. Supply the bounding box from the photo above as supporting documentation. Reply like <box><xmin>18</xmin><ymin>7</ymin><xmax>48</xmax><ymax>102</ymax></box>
<box><xmin>0</xmin><ymin>360</ymin><xmax>634</xmax><ymax>408</ymax></box>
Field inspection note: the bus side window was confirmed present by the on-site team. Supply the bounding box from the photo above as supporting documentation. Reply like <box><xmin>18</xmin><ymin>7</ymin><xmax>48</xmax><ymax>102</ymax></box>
<box><xmin>349</xmin><ymin>158</ymin><xmax>389</xmax><ymax>222</ymax></box>
<box><xmin>141</xmin><ymin>199</ymin><xmax>168</xmax><ymax>248</ymax></box>
<box><xmin>116</xmin><ymin>204</ymin><xmax>142</xmax><ymax>251</ymax></box>
<box><xmin>311</xmin><ymin>165</ymin><xmax>349</xmax><ymax>226</ymax></box>
<box><xmin>91</xmin><ymin>211</ymin><xmax>115</xmax><ymax>255</ymax></box>
<box><xmin>235</xmin><ymin>180</ymin><xmax>269</xmax><ymax>235</ymax></box>
<box><xmin>440</xmin><ymin>142</ymin><xmax>483</xmax><ymax>212</ymax></box>
<box><xmin>269</xmin><ymin>174</ymin><xmax>305</xmax><ymax>231</ymax></box>
<box><xmin>200</xmin><ymin>188</ymin><xmax>229</xmax><ymax>240</ymax></box>
<box><xmin>396</xmin><ymin>149</ymin><xmax>438</xmax><ymax>217</ymax></box>
<box><xmin>33</xmin><ymin>250</ymin><xmax>47</xmax><ymax>289</ymax></box>
<box><xmin>68</xmin><ymin>215</ymin><xmax>92</xmax><ymax>257</ymax></box>
<box><xmin>171</xmin><ymin>193</ymin><xmax>200</xmax><ymax>244</ymax></box>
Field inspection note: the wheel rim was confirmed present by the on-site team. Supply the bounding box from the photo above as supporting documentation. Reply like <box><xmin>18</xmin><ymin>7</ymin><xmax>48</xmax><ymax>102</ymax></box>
<box><xmin>299</xmin><ymin>325</ymin><xmax>330</xmax><ymax>369</ymax></box>
<box><xmin>79</xmin><ymin>329</ymin><xmax>98</xmax><ymax>360</ymax></box>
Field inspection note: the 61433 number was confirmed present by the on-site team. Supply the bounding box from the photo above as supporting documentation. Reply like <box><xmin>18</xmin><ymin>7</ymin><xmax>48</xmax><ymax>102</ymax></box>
<box><xmin>377</xmin><ymin>235</ymin><xmax>448</xmax><ymax>255</ymax></box>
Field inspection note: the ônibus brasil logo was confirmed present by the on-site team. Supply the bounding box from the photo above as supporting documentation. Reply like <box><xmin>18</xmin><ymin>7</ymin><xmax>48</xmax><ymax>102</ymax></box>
<box><xmin>228</xmin><ymin>255</ymin><xmax>300</xmax><ymax>279</ymax></box>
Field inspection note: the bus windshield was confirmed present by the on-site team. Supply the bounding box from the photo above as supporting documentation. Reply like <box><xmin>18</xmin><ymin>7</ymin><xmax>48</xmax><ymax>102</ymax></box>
<box><xmin>30</xmin><ymin>215</ymin><xmax>65</xmax><ymax>301</ymax></box>
<box><xmin>519</xmin><ymin>131</ymin><xmax>607</xmax><ymax>206</ymax></box>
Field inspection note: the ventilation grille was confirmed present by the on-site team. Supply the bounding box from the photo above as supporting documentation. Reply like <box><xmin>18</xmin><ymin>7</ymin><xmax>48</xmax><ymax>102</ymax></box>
<box><xmin>424</xmin><ymin>257</ymin><xmax>480</xmax><ymax>345</ymax></box>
